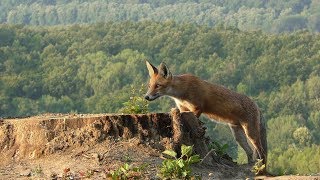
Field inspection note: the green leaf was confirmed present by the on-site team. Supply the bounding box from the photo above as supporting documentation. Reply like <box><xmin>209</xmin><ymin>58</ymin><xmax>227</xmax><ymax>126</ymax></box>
<box><xmin>177</xmin><ymin>159</ymin><xmax>185</xmax><ymax>168</ymax></box>
<box><xmin>188</xmin><ymin>155</ymin><xmax>201</xmax><ymax>164</ymax></box>
<box><xmin>222</xmin><ymin>143</ymin><xmax>229</xmax><ymax>150</ymax></box>
<box><xmin>181</xmin><ymin>145</ymin><xmax>193</xmax><ymax>157</ymax></box>
<box><xmin>214</xmin><ymin>141</ymin><xmax>221</xmax><ymax>148</ymax></box>
<box><xmin>182</xmin><ymin>171</ymin><xmax>188</xmax><ymax>177</ymax></box>
<box><xmin>163</xmin><ymin>150</ymin><xmax>177</xmax><ymax>158</ymax></box>
<box><xmin>120</xmin><ymin>167</ymin><xmax>127</xmax><ymax>173</ymax></box>
<box><xmin>164</xmin><ymin>160</ymin><xmax>175</xmax><ymax>171</ymax></box>
<box><xmin>124</xmin><ymin>163</ymin><xmax>130</xmax><ymax>170</ymax></box>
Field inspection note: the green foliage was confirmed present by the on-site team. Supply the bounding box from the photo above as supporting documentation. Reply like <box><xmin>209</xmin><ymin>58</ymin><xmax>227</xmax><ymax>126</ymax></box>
<box><xmin>0</xmin><ymin>0</ymin><xmax>319</xmax><ymax>32</ymax></box>
<box><xmin>267</xmin><ymin>115</ymin><xmax>303</xmax><ymax>150</ymax></box>
<box><xmin>208</xmin><ymin>141</ymin><xmax>229</xmax><ymax>158</ymax></box>
<box><xmin>107</xmin><ymin>163</ymin><xmax>148</xmax><ymax>180</ymax></box>
<box><xmin>119</xmin><ymin>84</ymin><xmax>149</xmax><ymax>114</ymax></box>
<box><xmin>251</xmin><ymin>159</ymin><xmax>266</xmax><ymax>175</ymax></box>
<box><xmin>268</xmin><ymin>145</ymin><xmax>320</xmax><ymax>175</ymax></box>
<box><xmin>122</xmin><ymin>154</ymin><xmax>133</xmax><ymax>163</ymax></box>
<box><xmin>83</xmin><ymin>170</ymin><xmax>94</xmax><ymax>178</ymax></box>
<box><xmin>0</xmin><ymin>22</ymin><xmax>320</xmax><ymax>175</ymax></box>
<box><xmin>31</xmin><ymin>165</ymin><xmax>44</xmax><ymax>177</ymax></box>
<box><xmin>202</xmin><ymin>119</ymin><xmax>238</xmax><ymax>159</ymax></box>
<box><xmin>158</xmin><ymin>145</ymin><xmax>201</xmax><ymax>179</ymax></box>
<box><xmin>272</xmin><ymin>15</ymin><xmax>308</xmax><ymax>33</ymax></box>
<box><xmin>293</xmin><ymin>126</ymin><xmax>312</xmax><ymax>147</ymax></box>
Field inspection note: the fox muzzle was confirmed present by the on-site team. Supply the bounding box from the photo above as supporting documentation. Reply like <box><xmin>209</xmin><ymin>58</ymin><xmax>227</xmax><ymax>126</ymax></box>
<box><xmin>144</xmin><ymin>93</ymin><xmax>160</xmax><ymax>101</ymax></box>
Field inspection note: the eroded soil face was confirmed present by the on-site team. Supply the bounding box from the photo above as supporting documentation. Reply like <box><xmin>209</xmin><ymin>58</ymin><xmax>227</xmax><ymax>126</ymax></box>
<box><xmin>0</xmin><ymin>113</ymin><xmax>258</xmax><ymax>179</ymax></box>
<box><xmin>0</xmin><ymin>113</ymin><xmax>172</xmax><ymax>162</ymax></box>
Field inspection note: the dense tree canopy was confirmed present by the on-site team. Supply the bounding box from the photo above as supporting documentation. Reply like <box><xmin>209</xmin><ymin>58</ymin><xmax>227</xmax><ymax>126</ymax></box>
<box><xmin>0</xmin><ymin>0</ymin><xmax>320</xmax><ymax>32</ymax></box>
<box><xmin>0</xmin><ymin>22</ymin><xmax>319</xmax><ymax>174</ymax></box>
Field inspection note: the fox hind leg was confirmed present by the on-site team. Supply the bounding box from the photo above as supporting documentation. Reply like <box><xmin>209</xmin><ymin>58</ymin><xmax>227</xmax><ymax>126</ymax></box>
<box><xmin>229</xmin><ymin>124</ymin><xmax>255</xmax><ymax>164</ymax></box>
<box><xmin>241</xmin><ymin>123</ymin><xmax>266</xmax><ymax>164</ymax></box>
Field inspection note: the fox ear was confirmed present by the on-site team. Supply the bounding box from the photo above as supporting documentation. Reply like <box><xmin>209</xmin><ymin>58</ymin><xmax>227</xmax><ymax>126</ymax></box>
<box><xmin>146</xmin><ymin>61</ymin><xmax>158</xmax><ymax>77</ymax></box>
<box><xmin>159</xmin><ymin>62</ymin><xmax>172</xmax><ymax>79</ymax></box>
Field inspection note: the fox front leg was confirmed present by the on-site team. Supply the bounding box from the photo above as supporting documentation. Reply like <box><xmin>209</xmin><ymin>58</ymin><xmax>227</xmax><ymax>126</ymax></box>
<box><xmin>192</xmin><ymin>108</ymin><xmax>202</xmax><ymax>118</ymax></box>
<box><xmin>176</xmin><ymin>104</ymin><xmax>190</xmax><ymax>113</ymax></box>
<box><xmin>180</xmin><ymin>105</ymin><xmax>202</xmax><ymax>118</ymax></box>
<box><xmin>186</xmin><ymin>104</ymin><xmax>202</xmax><ymax>118</ymax></box>
<box><xmin>174</xmin><ymin>100</ymin><xmax>202</xmax><ymax>118</ymax></box>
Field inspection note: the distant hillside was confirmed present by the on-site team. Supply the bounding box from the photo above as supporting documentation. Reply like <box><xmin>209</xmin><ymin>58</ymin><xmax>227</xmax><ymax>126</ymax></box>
<box><xmin>1</xmin><ymin>22</ymin><xmax>320</xmax><ymax>174</ymax></box>
<box><xmin>0</xmin><ymin>0</ymin><xmax>319</xmax><ymax>32</ymax></box>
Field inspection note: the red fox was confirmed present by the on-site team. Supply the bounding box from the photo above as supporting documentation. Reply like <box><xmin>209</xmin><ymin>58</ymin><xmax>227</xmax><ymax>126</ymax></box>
<box><xmin>144</xmin><ymin>61</ymin><xmax>267</xmax><ymax>173</ymax></box>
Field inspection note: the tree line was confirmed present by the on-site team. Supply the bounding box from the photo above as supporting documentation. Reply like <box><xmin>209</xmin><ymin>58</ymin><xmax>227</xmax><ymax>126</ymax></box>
<box><xmin>0</xmin><ymin>22</ymin><xmax>319</xmax><ymax>174</ymax></box>
<box><xmin>0</xmin><ymin>0</ymin><xmax>319</xmax><ymax>32</ymax></box>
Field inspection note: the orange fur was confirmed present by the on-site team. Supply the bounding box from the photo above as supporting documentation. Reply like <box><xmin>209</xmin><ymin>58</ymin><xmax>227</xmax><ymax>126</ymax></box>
<box><xmin>145</xmin><ymin>61</ymin><xmax>267</xmax><ymax>174</ymax></box>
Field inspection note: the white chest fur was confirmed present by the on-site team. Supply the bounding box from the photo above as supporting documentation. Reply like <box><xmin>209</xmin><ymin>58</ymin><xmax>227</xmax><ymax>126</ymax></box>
<box><xmin>172</xmin><ymin>97</ymin><xmax>196</xmax><ymax>112</ymax></box>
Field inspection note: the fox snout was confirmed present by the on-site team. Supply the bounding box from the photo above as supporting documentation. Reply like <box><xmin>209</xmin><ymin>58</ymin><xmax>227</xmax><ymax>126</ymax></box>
<box><xmin>144</xmin><ymin>93</ymin><xmax>160</xmax><ymax>101</ymax></box>
<box><xmin>144</xmin><ymin>95</ymin><xmax>151</xmax><ymax>101</ymax></box>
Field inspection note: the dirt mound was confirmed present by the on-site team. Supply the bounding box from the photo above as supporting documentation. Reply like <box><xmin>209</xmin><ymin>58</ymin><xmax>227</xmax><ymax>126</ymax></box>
<box><xmin>1</xmin><ymin>113</ymin><xmax>170</xmax><ymax>161</ymax></box>
<box><xmin>0</xmin><ymin>110</ymin><xmax>254</xmax><ymax>179</ymax></box>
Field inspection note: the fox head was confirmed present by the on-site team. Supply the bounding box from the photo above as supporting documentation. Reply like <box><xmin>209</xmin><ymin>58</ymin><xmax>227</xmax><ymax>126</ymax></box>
<box><xmin>144</xmin><ymin>61</ymin><xmax>172</xmax><ymax>101</ymax></box>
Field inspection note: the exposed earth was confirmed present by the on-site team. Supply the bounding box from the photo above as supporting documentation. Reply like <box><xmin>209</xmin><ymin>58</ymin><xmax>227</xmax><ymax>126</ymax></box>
<box><xmin>0</xmin><ymin>113</ymin><xmax>319</xmax><ymax>179</ymax></box>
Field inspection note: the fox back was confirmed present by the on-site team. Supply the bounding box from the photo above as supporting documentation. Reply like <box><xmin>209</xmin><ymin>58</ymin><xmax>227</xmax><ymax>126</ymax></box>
<box><xmin>144</xmin><ymin>61</ymin><xmax>258</xmax><ymax>124</ymax></box>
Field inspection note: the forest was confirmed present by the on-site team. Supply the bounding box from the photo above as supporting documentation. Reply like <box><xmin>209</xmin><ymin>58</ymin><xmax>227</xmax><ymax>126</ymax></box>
<box><xmin>1</xmin><ymin>0</ymin><xmax>320</xmax><ymax>176</ymax></box>
<box><xmin>1</xmin><ymin>22</ymin><xmax>320</xmax><ymax>175</ymax></box>
<box><xmin>0</xmin><ymin>0</ymin><xmax>319</xmax><ymax>32</ymax></box>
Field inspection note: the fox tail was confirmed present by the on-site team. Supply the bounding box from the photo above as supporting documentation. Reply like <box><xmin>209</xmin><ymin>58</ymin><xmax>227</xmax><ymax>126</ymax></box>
<box><xmin>259</xmin><ymin>110</ymin><xmax>267</xmax><ymax>165</ymax></box>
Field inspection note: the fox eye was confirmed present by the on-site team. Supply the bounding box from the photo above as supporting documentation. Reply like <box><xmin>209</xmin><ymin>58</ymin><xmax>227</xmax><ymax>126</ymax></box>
<box><xmin>155</xmin><ymin>84</ymin><xmax>161</xmax><ymax>88</ymax></box>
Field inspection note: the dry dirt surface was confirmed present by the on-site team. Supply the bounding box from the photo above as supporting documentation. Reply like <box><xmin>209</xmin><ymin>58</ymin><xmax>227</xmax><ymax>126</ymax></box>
<box><xmin>0</xmin><ymin>112</ymin><xmax>319</xmax><ymax>179</ymax></box>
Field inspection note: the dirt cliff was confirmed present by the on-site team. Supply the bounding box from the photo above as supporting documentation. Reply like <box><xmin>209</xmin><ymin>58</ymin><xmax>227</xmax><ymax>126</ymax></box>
<box><xmin>0</xmin><ymin>109</ymin><xmax>255</xmax><ymax>179</ymax></box>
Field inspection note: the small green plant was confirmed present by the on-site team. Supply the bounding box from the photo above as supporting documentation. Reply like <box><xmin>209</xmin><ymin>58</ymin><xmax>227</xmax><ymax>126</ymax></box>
<box><xmin>123</xmin><ymin>153</ymin><xmax>133</xmax><ymax>163</ymax></box>
<box><xmin>119</xmin><ymin>84</ymin><xmax>149</xmax><ymax>114</ymax></box>
<box><xmin>107</xmin><ymin>163</ymin><xmax>148</xmax><ymax>180</ymax></box>
<box><xmin>251</xmin><ymin>159</ymin><xmax>266</xmax><ymax>175</ymax></box>
<box><xmin>31</xmin><ymin>165</ymin><xmax>43</xmax><ymax>177</ymax></box>
<box><xmin>158</xmin><ymin>144</ymin><xmax>201</xmax><ymax>180</ymax></box>
<box><xmin>85</xmin><ymin>169</ymin><xmax>94</xmax><ymax>178</ymax></box>
<box><xmin>208</xmin><ymin>141</ymin><xmax>229</xmax><ymax>157</ymax></box>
